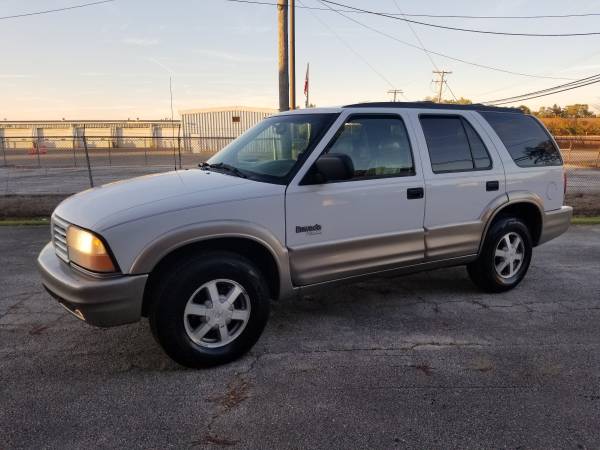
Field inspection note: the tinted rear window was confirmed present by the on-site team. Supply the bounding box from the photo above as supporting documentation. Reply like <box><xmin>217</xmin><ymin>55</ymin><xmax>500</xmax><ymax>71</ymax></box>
<box><xmin>420</xmin><ymin>115</ymin><xmax>491</xmax><ymax>173</ymax></box>
<box><xmin>481</xmin><ymin>112</ymin><xmax>562</xmax><ymax>167</ymax></box>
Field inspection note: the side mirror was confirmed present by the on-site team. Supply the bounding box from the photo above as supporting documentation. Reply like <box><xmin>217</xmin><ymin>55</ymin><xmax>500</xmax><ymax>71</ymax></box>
<box><xmin>314</xmin><ymin>153</ymin><xmax>354</xmax><ymax>182</ymax></box>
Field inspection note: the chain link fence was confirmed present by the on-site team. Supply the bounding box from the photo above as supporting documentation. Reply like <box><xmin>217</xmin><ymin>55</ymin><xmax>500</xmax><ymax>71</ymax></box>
<box><xmin>555</xmin><ymin>136</ymin><xmax>600</xmax><ymax>194</ymax></box>
<box><xmin>0</xmin><ymin>135</ymin><xmax>229</xmax><ymax>169</ymax></box>
<box><xmin>1</xmin><ymin>134</ymin><xmax>599</xmax><ymax>195</ymax></box>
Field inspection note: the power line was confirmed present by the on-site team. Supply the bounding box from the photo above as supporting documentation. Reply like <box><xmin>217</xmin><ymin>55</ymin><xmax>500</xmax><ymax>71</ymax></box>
<box><xmin>315</xmin><ymin>1</ymin><xmax>574</xmax><ymax>81</ymax></box>
<box><xmin>444</xmin><ymin>81</ymin><xmax>459</xmax><ymax>102</ymax></box>
<box><xmin>321</xmin><ymin>0</ymin><xmax>600</xmax><ymax>37</ymax></box>
<box><xmin>391</xmin><ymin>0</ymin><xmax>438</xmax><ymax>71</ymax></box>
<box><xmin>0</xmin><ymin>0</ymin><xmax>114</xmax><ymax>20</ymax></box>
<box><xmin>390</xmin><ymin>0</ymin><xmax>465</xmax><ymax>103</ymax></box>
<box><xmin>474</xmin><ymin>48</ymin><xmax>600</xmax><ymax>99</ymax></box>
<box><xmin>297</xmin><ymin>0</ymin><xmax>396</xmax><ymax>90</ymax></box>
<box><xmin>484</xmin><ymin>73</ymin><xmax>600</xmax><ymax>105</ymax></box>
<box><xmin>490</xmin><ymin>78</ymin><xmax>600</xmax><ymax>105</ymax></box>
<box><xmin>486</xmin><ymin>73</ymin><xmax>600</xmax><ymax>103</ymax></box>
<box><xmin>220</xmin><ymin>0</ymin><xmax>600</xmax><ymax>20</ymax></box>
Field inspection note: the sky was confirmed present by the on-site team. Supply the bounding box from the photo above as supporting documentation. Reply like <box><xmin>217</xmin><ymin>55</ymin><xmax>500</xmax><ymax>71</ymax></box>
<box><xmin>1</xmin><ymin>0</ymin><xmax>600</xmax><ymax>119</ymax></box>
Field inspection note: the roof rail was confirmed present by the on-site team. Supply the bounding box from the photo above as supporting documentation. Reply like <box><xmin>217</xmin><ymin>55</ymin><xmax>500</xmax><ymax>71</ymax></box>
<box><xmin>342</xmin><ymin>101</ymin><xmax>523</xmax><ymax>113</ymax></box>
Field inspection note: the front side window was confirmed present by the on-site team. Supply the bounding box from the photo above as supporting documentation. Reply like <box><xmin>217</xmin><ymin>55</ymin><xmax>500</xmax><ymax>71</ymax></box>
<box><xmin>420</xmin><ymin>115</ymin><xmax>492</xmax><ymax>173</ymax></box>
<box><xmin>480</xmin><ymin>112</ymin><xmax>562</xmax><ymax>167</ymax></box>
<box><xmin>208</xmin><ymin>113</ymin><xmax>337</xmax><ymax>183</ymax></box>
<box><xmin>320</xmin><ymin>115</ymin><xmax>415</xmax><ymax>180</ymax></box>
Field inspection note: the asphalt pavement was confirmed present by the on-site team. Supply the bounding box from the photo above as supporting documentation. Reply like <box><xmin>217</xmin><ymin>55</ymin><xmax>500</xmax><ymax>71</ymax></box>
<box><xmin>1</xmin><ymin>225</ymin><xmax>600</xmax><ymax>449</ymax></box>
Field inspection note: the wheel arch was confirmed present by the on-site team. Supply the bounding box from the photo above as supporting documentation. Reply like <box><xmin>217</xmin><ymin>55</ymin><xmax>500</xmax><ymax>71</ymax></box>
<box><xmin>480</xmin><ymin>192</ymin><xmax>544</xmax><ymax>252</ymax></box>
<box><xmin>131</xmin><ymin>222</ymin><xmax>293</xmax><ymax>316</ymax></box>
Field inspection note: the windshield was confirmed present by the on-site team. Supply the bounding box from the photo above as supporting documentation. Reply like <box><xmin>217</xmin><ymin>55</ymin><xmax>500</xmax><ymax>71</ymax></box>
<box><xmin>207</xmin><ymin>113</ymin><xmax>337</xmax><ymax>183</ymax></box>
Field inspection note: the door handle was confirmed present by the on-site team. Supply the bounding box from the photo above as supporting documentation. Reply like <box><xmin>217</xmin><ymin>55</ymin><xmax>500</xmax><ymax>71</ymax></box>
<box><xmin>407</xmin><ymin>187</ymin><xmax>424</xmax><ymax>199</ymax></box>
<box><xmin>486</xmin><ymin>180</ymin><xmax>499</xmax><ymax>191</ymax></box>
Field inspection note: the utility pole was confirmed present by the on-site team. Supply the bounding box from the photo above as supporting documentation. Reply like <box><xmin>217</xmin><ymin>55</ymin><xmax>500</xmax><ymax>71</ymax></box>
<box><xmin>432</xmin><ymin>70</ymin><xmax>452</xmax><ymax>103</ymax></box>
<box><xmin>277</xmin><ymin>0</ymin><xmax>289</xmax><ymax>112</ymax></box>
<box><xmin>289</xmin><ymin>0</ymin><xmax>296</xmax><ymax>110</ymax></box>
<box><xmin>387</xmin><ymin>89</ymin><xmax>403</xmax><ymax>102</ymax></box>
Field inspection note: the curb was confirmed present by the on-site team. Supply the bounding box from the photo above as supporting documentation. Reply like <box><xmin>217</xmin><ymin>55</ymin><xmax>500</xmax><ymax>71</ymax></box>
<box><xmin>0</xmin><ymin>194</ymin><xmax>70</xmax><ymax>218</ymax></box>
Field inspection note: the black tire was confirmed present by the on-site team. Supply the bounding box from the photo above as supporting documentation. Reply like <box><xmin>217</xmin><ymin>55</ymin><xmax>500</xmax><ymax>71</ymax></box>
<box><xmin>148</xmin><ymin>251</ymin><xmax>270</xmax><ymax>368</ymax></box>
<box><xmin>467</xmin><ymin>216</ymin><xmax>533</xmax><ymax>293</ymax></box>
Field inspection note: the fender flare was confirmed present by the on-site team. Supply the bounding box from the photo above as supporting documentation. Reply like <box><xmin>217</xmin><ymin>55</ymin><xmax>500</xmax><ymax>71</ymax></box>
<box><xmin>478</xmin><ymin>191</ymin><xmax>544</xmax><ymax>253</ymax></box>
<box><xmin>129</xmin><ymin>220</ymin><xmax>294</xmax><ymax>300</ymax></box>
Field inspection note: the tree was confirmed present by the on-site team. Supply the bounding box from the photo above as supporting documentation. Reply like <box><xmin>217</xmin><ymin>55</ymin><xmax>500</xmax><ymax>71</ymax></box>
<box><xmin>423</xmin><ymin>96</ymin><xmax>472</xmax><ymax>104</ymax></box>
<box><xmin>537</xmin><ymin>106</ymin><xmax>554</xmax><ymax>118</ymax></box>
<box><xmin>551</xmin><ymin>104</ymin><xmax>563</xmax><ymax>117</ymax></box>
<box><xmin>446</xmin><ymin>97</ymin><xmax>473</xmax><ymax>105</ymax></box>
<box><xmin>563</xmin><ymin>104</ymin><xmax>594</xmax><ymax>118</ymax></box>
<box><xmin>518</xmin><ymin>105</ymin><xmax>531</xmax><ymax>114</ymax></box>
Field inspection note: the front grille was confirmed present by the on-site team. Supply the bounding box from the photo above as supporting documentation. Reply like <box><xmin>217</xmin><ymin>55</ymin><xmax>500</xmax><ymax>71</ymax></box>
<box><xmin>52</xmin><ymin>215</ymin><xmax>70</xmax><ymax>263</ymax></box>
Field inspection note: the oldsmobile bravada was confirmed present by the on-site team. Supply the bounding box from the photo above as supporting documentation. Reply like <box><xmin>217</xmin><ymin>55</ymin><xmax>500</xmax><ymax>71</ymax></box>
<box><xmin>38</xmin><ymin>102</ymin><xmax>572</xmax><ymax>367</ymax></box>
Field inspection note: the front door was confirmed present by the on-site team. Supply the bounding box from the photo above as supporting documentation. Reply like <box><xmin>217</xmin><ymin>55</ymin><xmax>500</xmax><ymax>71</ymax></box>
<box><xmin>285</xmin><ymin>112</ymin><xmax>426</xmax><ymax>286</ymax></box>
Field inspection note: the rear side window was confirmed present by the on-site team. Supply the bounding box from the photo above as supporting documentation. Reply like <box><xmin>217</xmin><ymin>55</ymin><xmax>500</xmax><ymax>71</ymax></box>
<box><xmin>480</xmin><ymin>112</ymin><xmax>562</xmax><ymax>167</ymax></box>
<box><xmin>420</xmin><ymin>115</ymin><xmax>492</xmax><ymax>173</ymax></box>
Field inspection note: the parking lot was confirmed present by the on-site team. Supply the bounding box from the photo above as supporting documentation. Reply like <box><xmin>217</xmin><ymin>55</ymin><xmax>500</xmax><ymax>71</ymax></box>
<box><xmin>1</xmin><ymin>224</ymin><xmax>600</xmax><ymax>449</ymax></box>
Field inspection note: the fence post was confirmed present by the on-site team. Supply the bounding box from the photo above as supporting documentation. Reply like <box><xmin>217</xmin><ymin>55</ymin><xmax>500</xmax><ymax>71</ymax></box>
<box><xmin>108</xmin><ymin>141</ymin><xmax>112</xmax><ymax>166</ymax></box>
<box><xmin>177</xmin><ymin>127</ymin><xmax>182</xmax><ymax>169</ymax></box>
<box><xmin>596</xmin><ymin>150</ymin><xmax>600</xmax><ymax>169</ymax></box>
<box><xmin>172</xmin><ymin>136</ymin><xmax>177</xmax><ymax>171</ymax></box>
<box><xmin>36</xmin><ymin>136</ymin><xmax>42</xmax><ymax>167</ymax></box>
<box><xmin>82</xmin><ymin>126</ymin><xmax>94</xmax><ymax>188</ymax></box>
<box><xmin>568</xmin><ymin>142</ymin><xmax>572</xmax><ymax>165</ymax></box>
<box><xmin>1</xmin><ymin>139</ymin><xmax>6</xmax><ymax>167</ymax></box>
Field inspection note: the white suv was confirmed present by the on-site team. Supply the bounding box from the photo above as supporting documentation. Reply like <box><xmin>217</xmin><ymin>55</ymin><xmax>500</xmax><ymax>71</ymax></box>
<box><xmin>37</xmin><ymin>102</ymin><xmax>572</xmax><ymax>367</ymax></box>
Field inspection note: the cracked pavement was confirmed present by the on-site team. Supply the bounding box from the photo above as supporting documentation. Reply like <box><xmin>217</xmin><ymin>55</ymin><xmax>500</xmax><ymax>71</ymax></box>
<box><xmin>1</xmin><ymin>225</ymin><xmax>600</xmax><ymax>449</ymax></box>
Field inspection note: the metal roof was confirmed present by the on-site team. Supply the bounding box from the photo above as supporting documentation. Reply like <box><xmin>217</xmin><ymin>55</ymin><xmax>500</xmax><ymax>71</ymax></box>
<box><xmin>343</xmin><ymin>102</ymin><xmax>523</xmax><ymax>113</ymax></box>
<box><xmin>179</xmin><ymin>106</ymin><xmax>277</xmax><ymax>115</ymax></box>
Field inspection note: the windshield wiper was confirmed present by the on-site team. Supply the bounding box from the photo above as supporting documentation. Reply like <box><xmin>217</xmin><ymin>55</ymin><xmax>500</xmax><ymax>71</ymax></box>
<box><xmin>198</xmin><ymin>162</ymin><xmax>248</xmax><ymax>179</ymax></box>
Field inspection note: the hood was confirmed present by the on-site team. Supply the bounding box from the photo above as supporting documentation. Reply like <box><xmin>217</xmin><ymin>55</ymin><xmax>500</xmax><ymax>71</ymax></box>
<box><xmin>54</xmin><ymin>169</ymin><xmax>275</xmax><ymax>230</ymax></box>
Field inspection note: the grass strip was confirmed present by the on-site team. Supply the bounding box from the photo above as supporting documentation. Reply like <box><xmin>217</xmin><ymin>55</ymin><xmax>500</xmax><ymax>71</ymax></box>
<box><xmin>0</xmin><ymin>217</ymin><xmax>50</xmax><ymax>226</ymax></box>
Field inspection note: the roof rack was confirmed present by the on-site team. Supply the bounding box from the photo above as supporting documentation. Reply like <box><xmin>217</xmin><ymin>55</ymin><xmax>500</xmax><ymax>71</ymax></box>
<box><xmin>343</xmin><ymin>101</ymin><xmax>523</xmax><ymax>113</ymax></box>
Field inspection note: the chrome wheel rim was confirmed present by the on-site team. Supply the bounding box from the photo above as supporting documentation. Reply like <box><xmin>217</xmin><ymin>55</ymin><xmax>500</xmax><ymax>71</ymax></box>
<box><xmin>183</xmin><ymin>279</ymin><xmax>251</xmax><ymax>348</ymax></box>
<box><xmin>494</xmin><ymin>232</ymin><xmax>525</xmax><ymax>279</ymax></box>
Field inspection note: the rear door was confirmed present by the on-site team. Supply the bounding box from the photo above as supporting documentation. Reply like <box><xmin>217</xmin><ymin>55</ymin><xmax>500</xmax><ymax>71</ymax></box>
<box><xmin>285</xmin><ymin>111</ymin><xmax>426</xmax><ymax>286</ymax></box>
<box><xmin>409</xmin><ymin>110</ymin><xmax>507</xmax><ymax>260</ymax></box>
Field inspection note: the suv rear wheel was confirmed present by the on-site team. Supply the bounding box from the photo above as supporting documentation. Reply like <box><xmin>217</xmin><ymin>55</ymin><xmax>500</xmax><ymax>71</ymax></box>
<box><xmin>467</xmin><ymin>217</ymin><xmax>533</xmax><ymax>293</ymax></box>
<box><xmin>149</xmin><ymin>251</ymin><xmax>270</xmax><ymax>368</ymax></box>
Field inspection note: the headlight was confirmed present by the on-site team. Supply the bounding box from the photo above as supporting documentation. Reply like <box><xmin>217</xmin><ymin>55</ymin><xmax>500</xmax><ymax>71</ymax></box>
<box><xmin>66</xmin><ymin>226</ymin><xmax>117</xmax><ymax>273</ymax></box>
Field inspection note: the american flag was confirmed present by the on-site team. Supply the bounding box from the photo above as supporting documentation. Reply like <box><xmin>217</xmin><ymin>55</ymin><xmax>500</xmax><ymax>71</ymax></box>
<box><xmin>304</xmin><ymin>63</ymin><xmax>309</xmax><ymax>97</ymax></box>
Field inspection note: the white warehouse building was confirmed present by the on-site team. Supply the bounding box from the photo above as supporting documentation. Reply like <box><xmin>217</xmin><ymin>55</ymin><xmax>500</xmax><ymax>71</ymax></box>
<box><xmin>0</xmin><ymin>120</ymin><xmax>180</xmax><ymax>150</ymax></box>
<box><xmin>180</xmin><ymin>106</ymin><xmax>276</xmax><ymax>153</ymax></box>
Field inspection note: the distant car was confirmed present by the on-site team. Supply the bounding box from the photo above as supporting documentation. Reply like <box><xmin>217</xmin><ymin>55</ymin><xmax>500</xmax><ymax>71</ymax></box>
<box><xmin>38</xmin><ymin>102</ymin><xmax>572</xmax><ymax>367</ymax></box>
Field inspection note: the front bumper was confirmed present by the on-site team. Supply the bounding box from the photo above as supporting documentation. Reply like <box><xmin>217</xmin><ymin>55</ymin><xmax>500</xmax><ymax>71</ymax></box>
<box><xmin>37</xmin><ymin>242</ymin><xmax>148</xmax><ymax>327</ymax></box>
<box><xmin>539</xmin><ymin>206</ymin><xmax>573</xmax><ymax>245</ymax></box>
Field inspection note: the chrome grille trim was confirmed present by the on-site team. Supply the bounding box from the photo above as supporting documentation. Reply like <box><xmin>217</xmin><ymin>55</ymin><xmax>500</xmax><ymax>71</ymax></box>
<box><xmin>52</xmin><ymin>215</ymin><xmax>70</xmax><ymax>263</ymax></box>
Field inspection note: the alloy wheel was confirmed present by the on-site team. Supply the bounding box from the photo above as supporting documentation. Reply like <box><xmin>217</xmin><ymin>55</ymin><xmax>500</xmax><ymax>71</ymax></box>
<box><xmin>183</xmin><ymin>279</ymin><xmax>251</xmax><ymax>348</ymax></box>
<box><xmin>494</xmin><ymin>232</ymin><xmax>525</xmax><ymax>279</ymax></box>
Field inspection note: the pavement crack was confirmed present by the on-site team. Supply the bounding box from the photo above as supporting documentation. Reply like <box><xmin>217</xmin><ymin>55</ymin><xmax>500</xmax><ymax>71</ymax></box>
<box><xmin>192</xmin><ymin>354</ymin><xmax>260</xmax><ymax>448</ymax></box>
<box><xmin>409</xmin><ymin>362</ymin><xmax>433</xmax><ymax>376</ymax></box>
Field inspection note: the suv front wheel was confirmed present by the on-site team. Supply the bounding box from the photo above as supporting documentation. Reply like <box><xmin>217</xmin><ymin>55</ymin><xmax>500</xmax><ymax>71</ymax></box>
<box><xmin>467</xmin><ymin>217</ymin><xmax>533</xmax><ymax>293</ymax></box>
<box><xmin>149</xmin><ymin>251</ymin><xmax>270</xmax><ymax>368</ymax></box>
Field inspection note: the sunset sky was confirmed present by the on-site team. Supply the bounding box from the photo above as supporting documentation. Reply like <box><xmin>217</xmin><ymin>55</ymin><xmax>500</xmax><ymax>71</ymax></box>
<box><xmin>1</xmin><ymin>0</ymin><xmax>600</xmax><ymax>119</ymax></box>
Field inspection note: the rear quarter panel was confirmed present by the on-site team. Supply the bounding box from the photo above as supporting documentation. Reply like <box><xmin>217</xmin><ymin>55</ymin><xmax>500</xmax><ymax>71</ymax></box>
<box><xmin>472</xmin><ymin>113</ymin><xmax>564</xmax><ymax>212</ymax></box>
